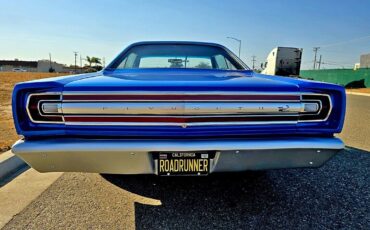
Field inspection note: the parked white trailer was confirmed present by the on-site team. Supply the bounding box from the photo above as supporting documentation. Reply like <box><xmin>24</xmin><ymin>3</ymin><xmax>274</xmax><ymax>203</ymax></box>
<box><xmin>261</xmin><ymin>47</ymin><xmax>302</xmax><ymax>76</ymax></box>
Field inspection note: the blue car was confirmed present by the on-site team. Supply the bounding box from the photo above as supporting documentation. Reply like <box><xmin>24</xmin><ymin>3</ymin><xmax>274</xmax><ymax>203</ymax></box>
<box><xmin>11</xmin><ymin>41</ymin><xmax>346</xmax><ymax>176</ymax></box>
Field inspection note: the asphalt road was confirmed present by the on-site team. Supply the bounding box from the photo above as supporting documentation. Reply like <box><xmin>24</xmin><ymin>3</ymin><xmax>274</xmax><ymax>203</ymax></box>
<box><xmin>3</xmin><ymin>95</ymin><xmax>370</xmax><ymax>229</ymax></box>
<box><xmin>339</xmin><ymin>95</ymin><xmax>370</xmax><ymax>151</ymax></box>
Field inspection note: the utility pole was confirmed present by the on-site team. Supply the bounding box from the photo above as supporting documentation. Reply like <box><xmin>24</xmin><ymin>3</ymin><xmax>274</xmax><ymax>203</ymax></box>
<box><xmin>226</xmin><ymin>36</ymin><xmax>242</xmax><ymax>58</ymax></box>
<box><xmin>73</xmin><ymin>51</ymin><xmax>78</xmax><ymax>73</ymax></box>
<box><xmin>80</xmin><ymin>54</ymin><xmax>82</xmax><ymax>70</ymax></box>
<box><xmin>251</xmin><ymin>55</ymin><xmax>256</xmax><ymax>70</ymax></box>
<box><xmin>318</xmin><ymin>55</ymin><xmax>322</xmax><ymax>70</ymax></box>
<box><xmin>49</xmin><ymin>53</ymin><xmax>52</xmax><ymax>70</ymax></box>
<box><xmin>313</xmin><ymin>47</ymin><xmax>320</xmax><ymax>70</ymax></box>
<box><xmin>238</xmin><ymin>40</ymin><xmax>241</xmax><ymax>58</ymax></box>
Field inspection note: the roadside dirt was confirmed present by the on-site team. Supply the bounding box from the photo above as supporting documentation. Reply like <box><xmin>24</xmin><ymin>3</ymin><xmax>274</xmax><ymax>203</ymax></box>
<box><xmin>0</xmin><ymin>72</ymin><xmax>68</xmax><ymax>153</ymax></box>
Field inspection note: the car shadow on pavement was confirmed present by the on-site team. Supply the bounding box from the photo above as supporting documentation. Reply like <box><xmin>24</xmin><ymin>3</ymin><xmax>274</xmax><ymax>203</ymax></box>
<box><xmin>102</xmin><ymin>171</ymin><xmax>280</xmax><ymax>229</ymax></box>
<box><xmin>101</xmin><ymin>148</ymin><xmax>370</xmax><ymax>229</ymax></box>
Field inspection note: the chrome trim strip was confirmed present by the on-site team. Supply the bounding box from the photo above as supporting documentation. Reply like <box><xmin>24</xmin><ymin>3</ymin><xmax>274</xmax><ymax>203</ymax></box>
<box><xmin>62</xmin><ymin>99</ymin><xmax>302</xmax><ymax>102</ymax></box>
<box><xmin>25</xmin><ymin>92</ymin><xmax>332</xmax><ymax>125</ymax></box>
<box><xmin>64</xmin><ymin>121</ymin><xmax>298</xmax><ymax>126</ymax></box>
<box><xmin>61</xmin><ymin>102</ymin><xmax>305</xmax><ymax>115</ymax></box>
<box><xmin>64</xmin><ymin>114</ymin><xmax>299</xmax><ymax>118</ymax></box>
<box><xmin>62</xmin><ymin>91</ymin><xmax>303</xmax><ymax>95</ymax></box>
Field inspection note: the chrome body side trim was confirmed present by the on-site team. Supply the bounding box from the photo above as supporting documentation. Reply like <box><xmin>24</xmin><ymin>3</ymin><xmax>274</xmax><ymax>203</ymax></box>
<box><xmin>60</xmin><ymin>102</ymin><xmax>307</xmax><ymax>115</ymax></box>
<box><xmin>62</xmin><ymin>91</ymin><xmax>303</xmax><ymax>95</ymax></box>
<box><xmin>26</xmin><ymin>92</ymin><xmax>332</xmax><ymax>125</ymax></box>
<box><xmin>64</xmin><ymin>121</ymin><xmax>298</xmax><ymax>126</ymax></box>
<box><xmin>12</xmin><ymin>137</ymin><xmax>344</xmax><ymax>174</ymax></box>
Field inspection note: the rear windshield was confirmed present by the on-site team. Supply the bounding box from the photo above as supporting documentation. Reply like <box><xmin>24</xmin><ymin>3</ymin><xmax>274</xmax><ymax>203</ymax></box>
<box><xmin>108</xmin><ymin>44</ymin><xmax>246</xmax><ymax>70</ymax></box>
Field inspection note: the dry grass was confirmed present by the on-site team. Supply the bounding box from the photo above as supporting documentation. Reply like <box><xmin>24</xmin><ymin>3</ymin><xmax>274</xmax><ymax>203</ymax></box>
<box><xmin>0</xmin><ymin>72</ymin><xmax>69</xmax><ymax>153</ymax></box>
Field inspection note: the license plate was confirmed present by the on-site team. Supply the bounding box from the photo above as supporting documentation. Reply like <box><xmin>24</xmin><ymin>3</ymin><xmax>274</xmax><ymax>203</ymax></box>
<box><xmin>153</xmin><ymin>151</ymin><xmax>214</xmax><ymax>176</ymax></box>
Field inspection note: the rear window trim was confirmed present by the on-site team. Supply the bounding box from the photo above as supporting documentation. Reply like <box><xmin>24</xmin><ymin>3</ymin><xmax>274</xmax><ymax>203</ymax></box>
<box><xmin>106</xmin><ymin>43</ymin><xmax>249</xmax><ymax>71</ymax></box>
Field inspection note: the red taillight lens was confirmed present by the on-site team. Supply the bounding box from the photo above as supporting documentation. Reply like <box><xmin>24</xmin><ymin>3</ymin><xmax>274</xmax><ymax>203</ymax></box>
<box><xmin>299</xmin><ymin>94</ymin><xmax>331</xmax><ymax>122</ymax></box>
<box><xmin>27</xmin><ymin>93</ymin><xmax>63</xmax><ymax>123</ymax></box>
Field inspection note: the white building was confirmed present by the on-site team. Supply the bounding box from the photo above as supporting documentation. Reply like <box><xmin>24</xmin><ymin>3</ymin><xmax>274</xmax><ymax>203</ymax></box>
<box><xmin>37</xmin><ymin>60</ymin><xmax>67</xmax><ymax>72</ymax></box>
<box><xmin>360</xmin><ymin>53</ymin><xmax>370</xmax><ymax>68</ymax></box>
<box><xmin>0</xmin><ymin>60</ymin><xmax>38</xmax><ymax>72</ymax></box>
<box><xmin>0</xmin><ymin>59</ymin><xmax>68</xmax><ymax>72</ymax></box>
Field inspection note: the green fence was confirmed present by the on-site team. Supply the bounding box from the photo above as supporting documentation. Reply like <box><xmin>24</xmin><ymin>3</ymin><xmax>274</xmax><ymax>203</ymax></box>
<box><xmin>300</xmin><ymin>69</ymin><xmax>370</xmax><ymax>88</ymax></box>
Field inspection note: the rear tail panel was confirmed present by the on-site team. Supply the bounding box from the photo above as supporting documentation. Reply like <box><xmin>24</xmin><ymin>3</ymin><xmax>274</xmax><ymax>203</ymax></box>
<box><xmin>12</xmin><ymin>71</ymin><xmax>346</xmax><ymax>138</ymax></box>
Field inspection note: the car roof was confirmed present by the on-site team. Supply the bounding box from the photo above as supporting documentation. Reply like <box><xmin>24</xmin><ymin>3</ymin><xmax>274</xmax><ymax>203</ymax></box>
<box><xmin>106</xmin><ymin>41</ymin><xmax>250</xmax><ymax>70</ymax></box>
<box><xmin>128</xmin><ymin>41</ymin><xmax>228</xmax><ymax>49</ymax></box>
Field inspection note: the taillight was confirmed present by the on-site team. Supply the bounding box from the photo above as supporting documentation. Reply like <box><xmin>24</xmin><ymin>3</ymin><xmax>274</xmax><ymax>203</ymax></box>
<box><xmin>25</xmin><ymin>92</ymin><xmax>332</xmax><ymax>124</ymax></box>
<box><xmin>299</xmin><ymin>94</ymin><xmax>331</xmax><ymax>122</ymax></box>
<box><xmin>27</xmin><ymin>93</ymin><xmax>63</xmax><ymax>123</ymax></box>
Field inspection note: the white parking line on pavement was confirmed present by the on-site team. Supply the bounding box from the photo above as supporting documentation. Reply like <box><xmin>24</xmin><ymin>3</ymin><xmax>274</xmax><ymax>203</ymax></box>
<box><xmin>0</xmin><ymin>169</ymin><xmax>62</xmax><ymax>228</ymax></box>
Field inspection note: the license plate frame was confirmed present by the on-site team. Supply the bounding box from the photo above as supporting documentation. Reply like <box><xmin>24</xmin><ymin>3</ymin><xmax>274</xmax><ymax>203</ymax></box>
<box><xmin>153</xmin><ymin>151</ymin><xmax>215</xmax><ymax>176</ymax></box>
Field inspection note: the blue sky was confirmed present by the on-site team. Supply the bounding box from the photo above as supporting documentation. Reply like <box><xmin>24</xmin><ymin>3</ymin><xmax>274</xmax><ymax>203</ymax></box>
<box><xmin>1</xmin><ymin>0</ymin><xmax>370</xmax><ymax>69</ymax></box>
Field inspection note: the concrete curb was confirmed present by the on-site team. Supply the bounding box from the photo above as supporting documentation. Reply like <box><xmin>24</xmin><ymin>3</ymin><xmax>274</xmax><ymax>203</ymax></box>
<box><xmin>346</xmin><ymin>92</ymin><xmax>370</xmax><ymax>97</ymax></box>
<box><xmin>0</xmin><ymin>169</ymin><xmax>63</xmax><ymax>228</ymax></box>
<box><xmin>0</xmin><ymin>150</ymin><xmax>28</xmax><ymax>182</ymax></box>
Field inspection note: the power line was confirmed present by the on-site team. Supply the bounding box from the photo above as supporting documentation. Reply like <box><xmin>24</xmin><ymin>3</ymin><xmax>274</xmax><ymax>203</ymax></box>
<box><xmin>319</xmin><ymin>35</ymin><xmax>370</xmax><ymax>48</ymax></box>
<box><xmin>320</xmin><ymin>60</ymin><xmax>354</xmax><ymax>65</ymax></box>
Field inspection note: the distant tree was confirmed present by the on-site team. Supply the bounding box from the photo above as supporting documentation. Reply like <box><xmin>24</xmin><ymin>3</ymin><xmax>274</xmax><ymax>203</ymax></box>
<box><xmin>168</xmin><ymin>58</ymin><xmax>184</xmax><ymax>68</ymax></box>
<box><xmin>86</xmin><ymin>56</ymin><xmax>93</xmax><ymax>67</ymax></box>
<box><xmin>86</xmin><ymin>56</ymin><xmax>101</xmax><ymax>67</ymax></box>
<box><xmin>195</xmin><ymin>62</ymin><xmax>211</xmax><ymax>69</ymax></box>
<box><xmin>94</xmin><ymin>65</ymin><xmax>103</xmax><ymax>71</ymax></box>
<box><xmin>91</xmin><ymin>57</ymin><xmax>101</xmax><ymax>66</ymax></box>
<box><xmin>83</xmin><ymin>56</ymin><xmax>102</xmax><ymax>72</ymax></box>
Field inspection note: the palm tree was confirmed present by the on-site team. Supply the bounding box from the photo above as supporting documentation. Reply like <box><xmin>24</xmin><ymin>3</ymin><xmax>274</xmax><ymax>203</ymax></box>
<box><xmin>91</xmin><ymin>57</ymin><xmax>101</xmax><ymax>66</ymax></box>
<box><xmin>86</xmin><ymin>56</ymin><xmax>93</xmax><ymax>67</ymax></box>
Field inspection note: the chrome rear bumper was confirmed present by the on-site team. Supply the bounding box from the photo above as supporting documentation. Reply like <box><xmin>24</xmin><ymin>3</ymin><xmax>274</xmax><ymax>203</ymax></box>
<box><xmin>12</xmin><ymin>137</ymin><xmax>344</xmax><ymax>174</ymax></box>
